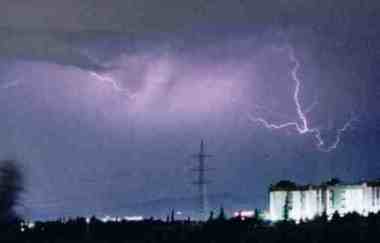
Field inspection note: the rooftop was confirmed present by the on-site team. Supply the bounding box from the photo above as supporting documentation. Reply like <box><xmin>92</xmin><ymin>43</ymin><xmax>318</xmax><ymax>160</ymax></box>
<box><xmin>269</xmin><ymin>178</ymin><xmax>380</xmax><ymax>191</ymax></box>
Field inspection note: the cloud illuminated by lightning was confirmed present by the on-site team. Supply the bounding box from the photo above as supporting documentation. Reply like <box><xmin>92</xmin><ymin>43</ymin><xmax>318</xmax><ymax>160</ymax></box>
<box><xmin>248</xmin><ymin>47</ymin><xmax>355</xmax><ymax>152</ymax></box>
<box><xmin>89</xmin><ymin>71</ymin><xmax>136</xmax><ymax>100</ymax></box>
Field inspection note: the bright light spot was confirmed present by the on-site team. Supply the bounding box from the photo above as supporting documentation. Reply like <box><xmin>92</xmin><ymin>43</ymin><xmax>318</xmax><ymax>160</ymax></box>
<box><xmin>124</xmin><ymin>216</ymin><xmax>144</xmax><ymax>221</ymax></box>
<box><xmin>234</xmin><ymin>210</ymin><xmax>255</xmax><ymax>218</ymax></box>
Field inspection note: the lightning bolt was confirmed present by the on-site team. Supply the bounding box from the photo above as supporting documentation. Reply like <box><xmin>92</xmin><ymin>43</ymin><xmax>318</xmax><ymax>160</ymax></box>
<box><xmin>249</xmin><ymin>47</ymin><xmax>355</xmax><ymax>152</ymax></box>
<box><xmin>89</xmin><ymin>71</ymin><xmax>136</xmax><ymax>100</ymax></box>
<box><xmin>304</xmin><ymin>99</ymin><xmax>318</xmax><ymax>114</ymax></box>
<box><xmin>1</xmin><ymin>72</ymin><xmax>134</xmax><ymax>100</ymax></box>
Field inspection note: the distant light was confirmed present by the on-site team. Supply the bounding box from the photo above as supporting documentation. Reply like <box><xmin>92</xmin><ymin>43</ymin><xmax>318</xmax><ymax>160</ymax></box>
<box><xmin>234</xmin><ymin>210</ymin><xmax>255</xmax><ymax>218</ymax></box>
<box><xmin>28</xmin><ymin>222</ymin><xmax>35</xmax><ymax>229</ymax></box>
<box><xmin>124</xmin><ymin>216</ymin><xmax>144</xmax><ymax>221</ymax></box>
<box><xmin>19</xmin><ymin>221</ymin><xmax>34</xmax><ymax>231</ymax></box>
<box><xmin>100</xmin><ymin>215</ymin><xmax>114</xmax><ymax>222</ymax></box>
<box><xmin>100</xmin><ymin>215</ymin><xmax>144</xmax><ymax>222</ymax></box>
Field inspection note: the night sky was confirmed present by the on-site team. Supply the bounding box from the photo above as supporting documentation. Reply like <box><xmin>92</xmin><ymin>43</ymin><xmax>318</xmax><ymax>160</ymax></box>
<box><xmin>0</xmin><ymin>0</ymin><xmax>380</xmax><ymax>220</ymax></box>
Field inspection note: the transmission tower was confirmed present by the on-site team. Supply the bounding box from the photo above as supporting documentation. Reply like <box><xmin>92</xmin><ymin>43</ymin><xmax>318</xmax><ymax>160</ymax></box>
<box><xmin>191</xmin><ymin>140</ymin><xmax>213</xmax><ymax>220</ymax></box>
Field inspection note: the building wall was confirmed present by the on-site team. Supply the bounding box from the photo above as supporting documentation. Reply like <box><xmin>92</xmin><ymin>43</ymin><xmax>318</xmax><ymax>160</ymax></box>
<box><xmin>269</xmin><ymin>191</ymin><xmax>287</xmax><ymax>221</ymax></box>
<box><xmin>269</xmin><ymin>183</ymin><xmax>380</xmax><ymax>221</ymax></box>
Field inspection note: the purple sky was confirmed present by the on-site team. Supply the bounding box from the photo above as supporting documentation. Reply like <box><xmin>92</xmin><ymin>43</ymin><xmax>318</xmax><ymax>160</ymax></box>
<box><xmin>0</xmin><ymin>0</ymin><xmax>380</xmax><ymax>220</ymax></box>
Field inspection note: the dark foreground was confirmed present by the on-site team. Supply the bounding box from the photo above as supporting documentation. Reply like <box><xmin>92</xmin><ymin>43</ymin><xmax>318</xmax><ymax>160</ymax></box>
<box><xmin>1</xmin><ymin>212</ymin><xmax>380</xmax><ymax>243</ymax></box>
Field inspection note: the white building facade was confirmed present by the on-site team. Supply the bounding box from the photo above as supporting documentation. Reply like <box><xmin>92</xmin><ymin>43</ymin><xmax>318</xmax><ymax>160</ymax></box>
<box><xmin>269</xmin><ymin>180</ymin><xmax>380</xmax><ymax>221</ymax></box>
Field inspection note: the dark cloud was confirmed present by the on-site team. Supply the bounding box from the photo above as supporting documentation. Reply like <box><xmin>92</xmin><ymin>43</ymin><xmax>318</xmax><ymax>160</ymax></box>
<box><xmin>0</xmin><ymin>0</ymin><xmax>379</xmax><ymax>69</ymax></box>
<box><xmin>0</xmin><ymin>27</ymin><xmax>107</xmax><ymax>70</ymax></box>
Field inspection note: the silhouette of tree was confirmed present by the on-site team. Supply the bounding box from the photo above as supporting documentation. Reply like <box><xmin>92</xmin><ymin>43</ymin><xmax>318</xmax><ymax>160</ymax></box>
<box><xmin>253</xmin><ymin>208</ymin><xmax>263</xmax><ymax>224</ymax></box>
<box><xmin>170</xmin><ymin>209</ymin><xmax>175</xmax><ymax>222</ymax></box>
<box><xmin>0</xmin><ymin>160</ymin><xmax>23</xmax><ymax>225</ymax></box>
<box><xmin>217</xmin><ymin>206</ymin><xmax>226</xmax><ymax>221</ymax></box>
<box><xmin>331</xmin><ymin>211</ymin><xmax>340</xmax><ymax>222</ymax></box>
<box><xmin>208</xmin><ymin>210</ymin><xmax>214</xmax><ymax>221</ymax></box>
<box><xmin>271</xmin><ymin>180</ymin><xmax>297</xmax><ymax>190</ymax></box>
<box><xmin>283</xmin><ymin>191</ymin><xmax>292</xmax><ymax>221</ymax></box>
<box><xmin>326</xmin><ymin>178</ymin><xmax>341</xmax><ymax>186</ymax></box>
<box><xmin>4</xmin><ymin>211</ymin><xmax>380</xmax><ymax>243</ymax></box>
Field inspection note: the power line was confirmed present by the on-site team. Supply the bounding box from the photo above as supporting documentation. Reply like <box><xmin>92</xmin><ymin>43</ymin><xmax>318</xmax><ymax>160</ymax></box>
<box><xmin>191</xmin><ymin>140</ymin><xmax>213</xmax><ymax>220</ymax></box>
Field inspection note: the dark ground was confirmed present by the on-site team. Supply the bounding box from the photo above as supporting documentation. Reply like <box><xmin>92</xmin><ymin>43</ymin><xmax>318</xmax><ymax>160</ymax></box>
<box><xmin>1</xmin><ymin>211</ymin><xmax>380</xmax><ymax>243</ymax></box>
